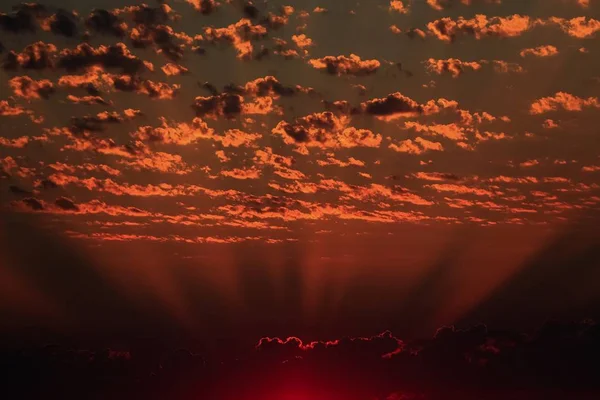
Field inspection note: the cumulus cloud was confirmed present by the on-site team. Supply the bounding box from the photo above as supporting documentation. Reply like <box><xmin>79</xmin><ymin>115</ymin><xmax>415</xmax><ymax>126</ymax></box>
<box><xmin>161</xmin><ymin>62</ymin><xmax>189</xmax><ymax>75</ymax></box>
<box><xmin>520</xmin><ymin>45</ymin><xmax>559</xmax><ymax>57</ymax></box>
<box><xmin>8</xmin><ymin>76</ymin><xmax>55</xmax><ymax>99</ymax></box>
<box><xmin>360</xmin><ymin>92</ymin><xmax>424</xmax><ymax>120</ymax></box>
<box><xmin>3</xmin><ymin>41</ymin><xmax>57</xmax><ymax>70</ymax></box>
<box><xmin>272</xmin><ymin>112</ymin><xmax>382</xmax><ymax>151</ymax></box>
<box><xmin>425</xmin><ymin>58</ymin><xmax>482</xmax><ymax>77</ymax></box>
<box><xmin>185</xmin><ymin>0</ymin><xmax>218</xmax><ymax>14</ymax></box>
<box><xmin>192</xmin><ymin>93</ymin><xmax>243</xmax><ymax>118</ymax></box>
<box><xmin>308</xmin><ymin>54</ymin><xmax>381</xmax><ymax>76</ymax></box>
<box><xmin>427</xmin><ymin>14</ymin><xmax>534</xmax><ymax>42</ymax></box>
<box><xmin>203</xmin><ymin>18</ymin><xmax>267</xmax><ymax>59</ymax></box>
<box><xmin>389</xmin><ymin>1</ymin><xmax>409</xmax><ymax>14</ymax></box>
<box><xmin>291</xmin><ymin>34</ymin><xmax>313</xmax><ymax>48</ymax></box>
<box><xmin>530</xmin><ymin>92</ymin><xmax>600</xmax><ymax>114</ymax></box>
<box><xmin>85</xmin><ymin>9</ymin><xmax>127</xmax><ymax>37</ymax></box>
<box><xmin>548</xmin><ymin>16</ymin><xmax>600</xmax><ymax>38</ymax></box>
<box><xmin>57</xmin><ymin>42</ymin><xmax>154</xmax><ymax>74</ymax></box>
<box><xmin>389</xmin><ymin>137</ymin><xmax>444</xmax><ymax>154</ymax></box>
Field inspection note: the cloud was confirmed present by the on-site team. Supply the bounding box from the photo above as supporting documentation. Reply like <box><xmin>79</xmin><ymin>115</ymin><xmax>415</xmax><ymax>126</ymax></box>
<box><xmin>85</xmin><ymin>9</ymin><xmax>127</xmax><ymax>37</ymax></box>
<box><xmin>203</xmin><ymin>18</ymin><xmax>268</xmax><ymax>59</ymax></box>
<box><xmin>3</xmin><ymin>41</ymin><xmax>57</xmax><ymax>70</ymax></box>
<box><xmin>317</xmin><ymin>154</ymin><xmax>365</xmax><ymax>168</ymax></box>
<box><xmin>520</xmin><ymin>45</ymin><xmax>558</xmax><ymax>58</ymax></box>
<box><xmin>221</xmin><ymin>167</ymin><xmax>262</xmax><ymax>180</ymax></box>
<box><xmin>530</xmin><ymin>92</ymin><xmax>600</xmax><ymax>114</ymax></box>
<box><xmin>389</xmin><ymin>137</ymin><xmax>444</xmax><ymax>154</ymax></box>
<box><xmin>427</xmin><ymin>183</ymin><xmax>495</xmax><ymax>196</ymax></box>
<box><xmin>272</xmin><ymin>112</ymin><xmax>382</xmax><ymax>151</ymax></box>
<box><xmin>548</xmin><ymin>16</ymin><xmax>600</xmax><ymax>38</ymax></box>
<box><xmin>55</xmin><ymin>196</ymin><xmax>80</xmax><ymax>211</ymax></box>
<box><xmin>389</xmin><ymin>1</ymin><xmax>409</xmax><ymax>14</ymax></box>
<box><xmin>0</xmin><ymin>100</ymin><xmax>27</xmax><ymax>116</ymax></box>
<box><xmin>129</xmin><ymin>24</ymin><xmax>200</xmax><ymax>61</ymax></box>
<box><xmin>8</xmin><ymin>76</ymin><xmax>55</xmax><ymax>99</ymax></box>
<box><xmin>161</xmin><ymin>62</ymin><xmax>189</xmax><ymax>75</ymax></box>
<box><xmin>404</xmin><ymin>121</ymin><xmax>467</xmax><ymax>141</ymax></box>
<box><xmin>192</xmin><ymin>93</ymin><xmax>243</xmax><ymax>118</ymax></box>
<box><xmin>360</xmin><ymin>92</ymin><xmax>424</xmax><ymax>120</ymax></box>
<box><xmin>541</xmin><ymin>119</ymin><xmax>559</xmax><ymax>130</ymax></box>
<box><xmin>40</xmin><ymin>10</ymin><xmax>78</xmax><ymax>37</ymax></box>
<box><xmin>185</xmin><ymin>0</ymin><xmax>218</xmax><ymax>14</ymax></box>
<box><xmin>257</xmin><ymin>330</ymin><xmax>404</xmax><ymax>359</ymax></box>
<box><xmin>308</xmin><ymin>54</ymin><xmax>381</xmax><ymax>75</ymax></box>
<box><xmin>131</xmin><ymin>117</ymin><xmax>260</xmax><ymax>147</ymax></box>
<box><xmin>66</xmin><ymin>94</ymin><xmax>111</xmax><ymax>105</ymax></box>
<box><xmin>243</xmin><ymin>75</ymin><xmax>301</xmax><ymax>97</ymax></box>
<box><xmin>291</xmin><ymin>34</ymin><xmax>313</xmax><ymax>48</ymax></box>
<box><xmin>427</xmin><ymin>14</ymin><xmax>534</xmax><ymax>42</ymax></box>
<box><xmin>114</xmin><ymin>3</ymin><xmax>175</xmax><ymax>26</ymax></box>
<box><xmin>113</xmin><ymin>76</ymin><xmax>180</xmax><ymax>98</ymax></box>
<box><xmin>425</xmin><ymin>58</ymin><xmax>482</xmax><ymax>77</ymax></box>
<box><xmin>427</xmin><ymin>0</ymin><xmax>502</xmax><ymax>10</ymax></box>
<box><xmin>0</xmin><ymin>5</ymin><xmax>39</xmax><ymax>33</ymax></box>
<box><xmin>57</xmin><ymin>42</ymin><xmax>153</xmax><ymax>74</ymax></box>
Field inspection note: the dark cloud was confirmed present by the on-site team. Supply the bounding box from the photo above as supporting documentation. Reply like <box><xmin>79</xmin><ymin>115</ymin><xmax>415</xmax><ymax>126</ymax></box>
<box><xmin>21</xmin><ymin>197</ymin><xmax>44</xmax><ymax>210</ymax></box>
<box><xmin>192</xmin><ymin>93</ymin><xmax>243</xmax><ymax>118</ymax></box>
<box><xmin>0</xmin><ymin>5</ymin><xmax>39</xmax><ymax>33</ymax></box>
<box><xmin>199</xmin><ymin>81</ymin><xmax>220</xmax><ymax>96</ymax></box>
<box><xmin>45</xmin><ymin>9</ymin><xmax>78</xmax><ymax>37</ymax></box>
<box><xmin>85</xmin><ymin>9</ymin><xmax>127</xmax><ymax>37</ymax></box>
<box><xmin>361</xmin><ymin>92</ymin><xmax>424</xmax><ymax>119</ymax></box>
<box><xmin>243</xmin><ymin>2</ymin><xmax>260</xmax><ymax>19</ymax></box>
<box><xmin>309</xmin><ymin>54</ymin><xmax>381</xmax><ymax>76</ymax></box>
<box><xmin>3</xmin><ymin>41</ymin><xmax>57</xmax><ymax>70</ymax></box>
<box><xmin>8</xmin><ymin>185</ymin><xmax>33</xmax><ymax>196</ymax></box>
<box><xmin>55</xmin><ymin>196</ymin><xmax>79</xmax><ymax>211</ymax></box>
<box><xmin>122</xmin><ymin>3</ymin><xmax>173</xmax><ymax>26</ymax></box>
<box><xmin>57</xmin><ymin>43</ymin><xmax>152</xmax><ymax>75</ymax></box>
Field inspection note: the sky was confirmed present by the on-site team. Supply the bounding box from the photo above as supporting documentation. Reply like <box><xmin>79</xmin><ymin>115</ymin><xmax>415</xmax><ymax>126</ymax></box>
<box><xmin>1</xmin><ymin>0</ymin><xmax>600</xmax><ymax>399</ymax></box>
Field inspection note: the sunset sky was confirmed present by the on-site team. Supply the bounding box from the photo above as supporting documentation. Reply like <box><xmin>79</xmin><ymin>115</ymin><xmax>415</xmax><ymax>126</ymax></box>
<box><xmin>1</xmin><ymin>0</ymin><xmax>600</xmax><ymax>398</ymax></box>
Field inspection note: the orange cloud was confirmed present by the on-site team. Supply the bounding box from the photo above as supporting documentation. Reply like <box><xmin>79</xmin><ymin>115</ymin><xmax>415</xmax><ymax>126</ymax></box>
<box><xmin>272</xmin><ymin>112</ymin><xmax>382</xmax><ymax>151</ymax></box>
<box><xmin>427</xmin><ymin>183</ymin><xmax>495</xmax><ymax>196</ymax></box>
<box><xmin>291</xmin><ymin>34</ymin><xmax>313</xmax><ymax>48</ymax></box>
<box><xmin>520</xmin><ymin>45</ymin><xmax>559</xmax><ymax>58</ymax></box>
<box><xmin>161</xmin><ymin>63</ymin><xmax>189</xmax><ymax>75</ymax></box>
<box><xmin>221</xmin><ymin>167</ymin><xmax>262</xmax><ymax>180</ymax></box>
<box><xmin>548</xmin><ymin>16</ymin><xmax>600</xmax><ymax>39</ymax></box>
<box><xmin>308</xmin><ymin>54</ymin><xmax>381</xmax><ymax>76</ymax></box>
<box><xmin>425</xmin><ymin>58</ymin><xmax>483</xmax><ymax>77</ymax></box>
<box><xmin>530</xmin><ymin>92</ymin><xmax>600</xmax><ymax>114</ymax></box>
<box><xmin>317</xmin><ymin>154</ymin><xmax>365</xmax><ymax>168</ymax></box>
<box><xmin>404</xmin><ymin>121</ymin><xmax>467</xmax><ymax>141</ymax></box>
<box><xmin>389</xmin><ymin>137</ymin><xmax>444</xmax><ymax>154</ymax></box>
<box><xmin>8</xmin><ymin>76</ymin><xmax>55</xmax><ymax>99</ymax></box>
<box><xmin>203</xmin><ymin>18</ymin><xmax>267</xmax><ymax>59</ymax></box>
<box><xmin>66</xmin><ymin>95</ymin><xmax>111</xmax><ymax>105</ymax></box>
<box><xmin>0</xmin><ymin>100</ymin><xmax>28</xmax><ymax>117</ymax></box>
<box><xmin>389</xmin><ymin>1</ymin><xmax>409</xmax><ymax>13</ymax></box>
<box><xmin>428</xmin><ymin>14</ymin><xmax>533</xmax><ymax>42</ymax></box>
